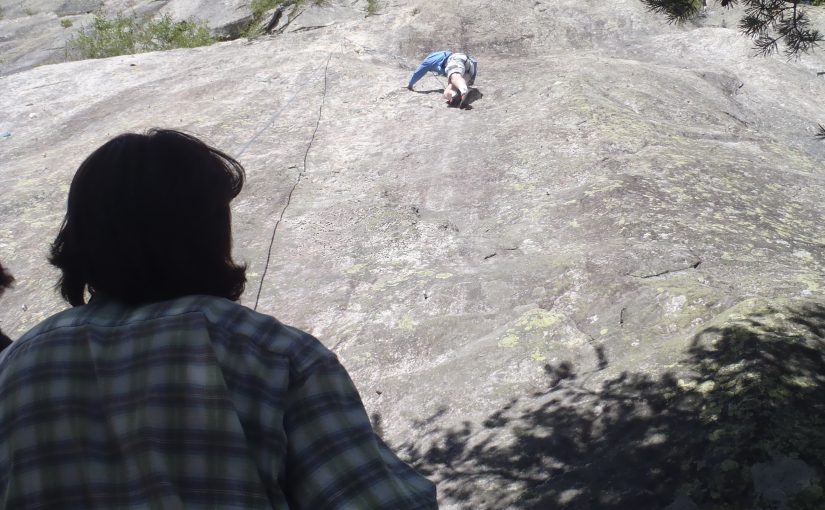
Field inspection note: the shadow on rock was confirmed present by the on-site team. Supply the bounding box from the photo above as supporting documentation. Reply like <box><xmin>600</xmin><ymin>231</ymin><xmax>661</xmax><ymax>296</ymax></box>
<box><xmin>465</xmin><ymin>88</ymin><xmax>483</xmax><ymax>106</ymax></box>
<box><xmin>402</xmin><ymin>303</ymin><xmax>825</xmax><ymax>509</ymax></box>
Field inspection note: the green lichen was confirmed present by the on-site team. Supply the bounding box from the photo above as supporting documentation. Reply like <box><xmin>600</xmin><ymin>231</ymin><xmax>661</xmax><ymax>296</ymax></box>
<box><xmin>346</xmin><ymin>263</ymin><xmax>366</xmax><ymax>275</ymax></box>
<box><xmin>530</xmin><ymin>351</ymin><xmax>546</xmax><ymax>362</ymax></box>
<box><xmin>498</xmin><ymin>334</ymin><xmax>519</xmax><ymax>348</ymax></box>
<box><xmin>516</xmin><ymin>309</ymin><xmax>563</xmax><ymax>331</ymax></box>
<box><xmin>398</xmin><ymin>315</ymin><xmax>414</xmax><ymax>331</ymax></box>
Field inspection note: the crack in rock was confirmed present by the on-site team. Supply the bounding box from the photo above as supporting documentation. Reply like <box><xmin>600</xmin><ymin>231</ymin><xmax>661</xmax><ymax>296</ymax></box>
<box><xmin>631</xmin><ymin>259</ymin><xmax>702</xmax><ymax>279</ymax></box>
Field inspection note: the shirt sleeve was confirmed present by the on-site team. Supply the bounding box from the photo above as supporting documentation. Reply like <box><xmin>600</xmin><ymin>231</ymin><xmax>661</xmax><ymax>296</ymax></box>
<box><xmin>408</xmin><ymin>61</ymin><xmax>432</xmax><ymax>88</ymax></box>
<box><xmin>282</xmin><ymin>357</ymin><xmax>437</xmax><ymax>510</ymax></box>
<box><xmin>407</xmin><ymin>52</ymin><xmax>448</xmax><ymax>88</ymax></box>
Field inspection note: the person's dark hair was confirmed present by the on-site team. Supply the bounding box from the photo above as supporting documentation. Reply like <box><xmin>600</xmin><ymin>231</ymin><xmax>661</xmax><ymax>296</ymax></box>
<box><xmin>0</xmin><ymin>262</ymin><xmax>13</xmax><ymax>350</ymax></box>
<box><xmin>0</xmin><ymin>261</ymin><xmax>13</xmax><ymax>296</ymax></box>
<box><xmin>50</xmin><ymin>129</ymin><xmax>247</xmax><ymax>306</ymax></box>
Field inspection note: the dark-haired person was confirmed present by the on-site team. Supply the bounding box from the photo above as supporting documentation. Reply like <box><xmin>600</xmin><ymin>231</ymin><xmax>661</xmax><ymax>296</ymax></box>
<box><xmin>0</xmin><ymin>262</ymin><xmax>13</xmax><ymax>352</ymax></box>
<box><xmin>0</xmin><ymin>129</ymin><xmax>437</xmax><ymax>509</ymax></box>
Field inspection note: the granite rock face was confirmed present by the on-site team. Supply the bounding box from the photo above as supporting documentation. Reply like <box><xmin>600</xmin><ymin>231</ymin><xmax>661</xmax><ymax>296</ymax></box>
<box><xmin>0</xmin><ymin>0</ymin><xmax>103</xmax><ymax>18</ymax></box>
<box><xmin>158</xmin><ymin>0</ymin><xmax>253</xmax><ymax>39</ymax></box>
<box><xmin>2</xmin><ymin>0</ymin><xmax>825</xmax><ymax>507</ymax></box>
<box><xmin>0</xmin><ymin>0</ymin><xmax>254</xmax><ymax>74</ymax></box>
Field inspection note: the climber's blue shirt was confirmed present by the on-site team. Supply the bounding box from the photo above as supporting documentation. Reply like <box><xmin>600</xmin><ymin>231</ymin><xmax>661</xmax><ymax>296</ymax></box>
<box><xmin>408</xmin><ymin>51</ymin><xmax>452</xmax><ymax>87</ymax></box>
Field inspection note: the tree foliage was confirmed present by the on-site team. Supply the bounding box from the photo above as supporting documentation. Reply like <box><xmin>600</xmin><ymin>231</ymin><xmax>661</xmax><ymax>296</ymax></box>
<box><xmin>642</xmin><ymin>0</ymin><xmax>824</xmax><ymax>57</ymax></box>
<box><xmin>66</xmin><ymin>13</ymin><xmax>213</xmax><ymax>61</ymax></box>
<box><xmin>402</xmin><ymin>304</ymin><xmax>825</xmax><ymax>508</ymax></box>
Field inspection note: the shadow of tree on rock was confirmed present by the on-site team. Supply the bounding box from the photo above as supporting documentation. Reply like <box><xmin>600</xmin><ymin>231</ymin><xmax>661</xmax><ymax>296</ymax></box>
<box><xmin>402</xmin><ymin>303</ymin><xmax>825</xmax><ymax>509</ymax></box>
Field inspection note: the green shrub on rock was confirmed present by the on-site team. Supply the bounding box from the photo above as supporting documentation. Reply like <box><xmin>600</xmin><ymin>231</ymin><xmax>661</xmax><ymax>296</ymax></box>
<box><xmin>139</xmin><ymin>15</ymin><xmax>213</xmax><ymax>51</ymax></box>
<box><xmin>243</xmin><ymin>0</ymin><xmax>327</xmax><ymax>37</ymax></box>
<box><xmin>251</xmin><ymin>0</ymin><xmax>286</xmax><ymax>19</ymax></box>
<box><xmin>67</xmin><ymin>14</ymin><xmax>137</xmax><ymax>59</ymax></box>
<box><xmin>66</xmin><ymin>13</ymin><xmax>214</xmax><ymax>60</ymax></box>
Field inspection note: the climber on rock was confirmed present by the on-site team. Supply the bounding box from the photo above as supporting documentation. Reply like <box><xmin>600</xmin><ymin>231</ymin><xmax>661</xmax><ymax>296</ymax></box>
<box><xmin>407</xmin><ymin>50</ymin><xmax>477</xmax><ymax>108</ymax></box>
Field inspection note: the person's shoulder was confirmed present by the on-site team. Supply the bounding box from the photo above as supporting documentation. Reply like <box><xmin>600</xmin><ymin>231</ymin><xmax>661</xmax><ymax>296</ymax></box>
<box><xmin>13</xmin><ymin>303</ymin><xmax>94</xmax><ymax>344</ymax></box>
<box><xmin>0</xmin><ymin>304</ymin><xmax>92</xmax><ymax>366</ymax></box>
<box><xmin>3</xmin><ymin>296</ymin><xmax>335</xmax><ymax>379</ymax></box>
<box><xmin>181</xmin><ymin>296</ymin><xmax>336</xmax><ymax>375</ymax></box>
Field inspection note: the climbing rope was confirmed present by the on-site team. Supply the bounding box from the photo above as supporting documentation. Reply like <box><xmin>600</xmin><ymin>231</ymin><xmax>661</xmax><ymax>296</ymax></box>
<box><xmin>252</xmin><ymin>52</ymin><xmax>334</xmax><ymax>311</ymax></box>
<box><xmin>242</xmin><ymin>35</ymin><xmax>423</xmax><ymax>311</ymax></box>
<box><xmin>236</xmin><ymin>90</ymin><xmax>299</xmax><ymax>159</ymax></box>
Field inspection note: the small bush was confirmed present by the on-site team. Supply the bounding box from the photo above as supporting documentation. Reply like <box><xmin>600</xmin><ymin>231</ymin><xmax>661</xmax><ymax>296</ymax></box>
<box><xmin>241</xmin><ymin>0</ymin><xmax>288</xmax><ymax>37</ymax></box>
<box><xmin>366</xmin><ymin>0</ymin><xmax>381</xmax><ymax>16</ymax></box>
<box><xmin>251</xmin><ymin>0</ymin><xmax>286</xmax><ymax>19</ymax></box>
<box><xmin>60</xmin><ymin>18</ymin><xmax>73</xmax><ymax>28</ymax></box>
<box><xmin>67</xmin><ymin>14</ymin><xmax>138</xmax><ymax>59</ymax></box>
<box><xmin>139</xmin><ymin>14</ymin><xmax>213</xmax><ymax>51</ymax></box>
<box><xmin>66</xmin><ymin>13</ymin><xmax>214</xmax><ymax>60</ymax></box>
<box><xmin>243</xmin><ymin>0</ymin><xmax>327</xmax><ymax>37</ymax></box>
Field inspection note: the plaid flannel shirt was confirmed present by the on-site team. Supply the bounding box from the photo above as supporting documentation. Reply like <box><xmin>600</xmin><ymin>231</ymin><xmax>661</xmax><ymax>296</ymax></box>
<box><xmin>0</xmin><ymin>296</ymin><xmax>436</xmax><ymax>509</ymax></box>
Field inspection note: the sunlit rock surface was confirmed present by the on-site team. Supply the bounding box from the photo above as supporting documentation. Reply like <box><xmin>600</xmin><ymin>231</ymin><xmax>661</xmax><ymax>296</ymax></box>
<box><xmin>2</xmin><ymin>0</ymin><xmax>825</xmax><ymax>507</ymax></box>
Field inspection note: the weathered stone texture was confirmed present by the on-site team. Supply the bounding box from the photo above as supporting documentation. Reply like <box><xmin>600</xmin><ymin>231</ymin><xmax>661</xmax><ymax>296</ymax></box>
<box><xmin>2</xmin><ymin>0</ymin><xmax>825</xmax><ymax>507</ymax></box>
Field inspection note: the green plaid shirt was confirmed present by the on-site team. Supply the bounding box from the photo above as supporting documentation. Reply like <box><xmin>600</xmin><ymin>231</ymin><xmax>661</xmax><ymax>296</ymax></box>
<box><xmin>0</xmin><ymin>295</ymin><xmax>436</xmax><ymax>509</ymax></box>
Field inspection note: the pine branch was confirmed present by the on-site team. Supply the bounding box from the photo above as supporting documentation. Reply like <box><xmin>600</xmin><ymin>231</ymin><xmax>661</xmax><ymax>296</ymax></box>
<box><xmin>778</xmin><ymin>9</ymin><xmax>823</xmax><ymax>58</ymax></box>
<box><xmin>754</xmin><ymin>34</ymin><xmax>781</xmax><ymax>56</ymax></box>
<box><xmin>641</xmin><ymin>0</ymin><xmax>705</xmax><ymax>23</ymax></box>
<box><xmin>643</xmin><ymin>0</ymin><xmax>822</xmax><ymax>58</ymax></box>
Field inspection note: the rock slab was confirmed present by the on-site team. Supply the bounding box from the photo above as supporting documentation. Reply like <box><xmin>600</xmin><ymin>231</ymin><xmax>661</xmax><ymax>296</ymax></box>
<box><xmin>2</xmin><ymin>0</ymin><xmax>825</xmax><ymax>507</ymax></box>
